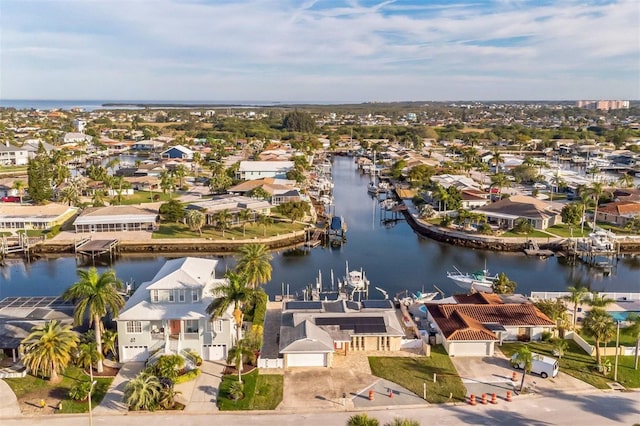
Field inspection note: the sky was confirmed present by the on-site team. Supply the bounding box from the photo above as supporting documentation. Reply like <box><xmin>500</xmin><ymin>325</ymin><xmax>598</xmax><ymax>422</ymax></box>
<box><xmin>1</xmin><ymin>0</ymin><xmax>638</xmax><ymax>102</ymax></box>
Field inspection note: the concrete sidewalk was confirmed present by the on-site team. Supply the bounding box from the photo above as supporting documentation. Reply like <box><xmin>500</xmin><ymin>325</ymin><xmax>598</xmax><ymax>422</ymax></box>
<box><xmin>93</xmin><ymin>362</ymin><xmax>145</xmax><ymax>415</ymax></box>
<box><xmin>0</xmin><ymin>379</ymin><xmax>21</xmax><ymax>417</ymax></box>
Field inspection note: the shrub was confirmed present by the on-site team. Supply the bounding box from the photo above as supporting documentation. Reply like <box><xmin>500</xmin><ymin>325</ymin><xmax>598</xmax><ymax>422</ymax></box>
<box><xmin>440</xmin><ymin>215</ymin><xmax>452</xmax><ymax>227</ymax></box>
<box><xmin>174</xmin><ymin>368</ymin><xmax>201</xmax><ymax>384</ymax></box>
<box><xmin>251</xmin><ymin>292</ymin><xmax>268</xmax><ymax>326</ymax></box>
<box><xmin>185</xmin><ymin>349</ymin><xmax>203</xmax><ymax>366</ymax></box>
<box><xmin>153</xmin><ymin>354</ymin><xmax>185</xmax><ymax>380</ymax></box>
<box><xmin>68</xmin><ymin>381</ymin><xmax>92</xmax><ymax>401</ymax></box>
<box><xmin>228</xmin><ymin>381</ymin><xmax>244</xmax><ymax>401</ymax></box>
<box><xmin>541</xmin><ymin>331</ymin><xmax>553</xmax><ymax>342</ymax></box>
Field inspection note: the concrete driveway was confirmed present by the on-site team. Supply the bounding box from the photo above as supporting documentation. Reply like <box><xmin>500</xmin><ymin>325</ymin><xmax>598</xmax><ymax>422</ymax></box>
<box><xmin>278</xmin><ymin>349</ymin><xmax>425</xmax><ymax>411</ymax></box>
<box><xmin>450</xmin><ymin>349</ymin><xmax>596</xmax><ymax>399</ymax></box>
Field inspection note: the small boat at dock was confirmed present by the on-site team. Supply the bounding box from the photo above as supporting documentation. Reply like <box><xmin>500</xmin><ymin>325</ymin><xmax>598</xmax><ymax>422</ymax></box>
<box><xmin>446</xmin><ymin>265</ymin><xmax>497</xmax><ymax>293</ymax></box>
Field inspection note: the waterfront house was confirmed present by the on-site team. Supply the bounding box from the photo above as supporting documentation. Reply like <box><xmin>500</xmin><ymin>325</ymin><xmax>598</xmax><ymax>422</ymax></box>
<box><xmin>186</xmin><ymin>195</ymin><xmax>272</xmax><ymax>226</ymax></box>
<box><xmin>278</xmin><ymin>299</ymin><xmax>404</xmax><ymax>367</ymax></box>
<box><xmin>0</xmin><ymin>203</ymin><xmax>77</xmax><ymax>231</ymax></box>
<box><xmin>596</xmin><ymin>201</ymin><xmax>640</xmax><ymax>227</ymax></box>
<box><xmin>473</xmin><ymin>195</ymin><xmax>561</xmax><ymax>230</ymax></box>
<box><xmin>116</xmin><ymin>257</ymin><xmax>235</xmax><ymax>362</ymax></box>
<box><xmin>236</xmin><ymin>160</ymin><xmax>295</xmax><ymax>180</ymax></box>
<box><xmin>424</xmin><ymin>293</ymin><xmax>555</xmax><ymax>357</ymax></box>
<box><xmin>73</xmin><ymin>205</ymin><xmax>159</xmax><ymax>233</ymax></box>
<box><xmin>227</xmin><ymin>177</ymin><xmax>301</xmax><ymax>206</ymax></box>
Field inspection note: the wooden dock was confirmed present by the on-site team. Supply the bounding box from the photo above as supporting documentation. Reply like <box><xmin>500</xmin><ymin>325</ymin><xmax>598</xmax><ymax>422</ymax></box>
<box><xmin>304</xmin><ymin>229</ymin><xmax>323</xmax><ymax>248</ymax></box>
<box><xmin>75</xmin><ymin>238</ymin><xmax>119</xmax><ymax>263</ymax></box>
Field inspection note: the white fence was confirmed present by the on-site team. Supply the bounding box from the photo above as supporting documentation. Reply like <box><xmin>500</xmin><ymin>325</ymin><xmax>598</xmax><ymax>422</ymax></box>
<box><xmin>530</xmin><ymin>291</ymin><xmax>640</xmax><ymax>302</ymax></box>
<box><xmin>258</xmin><ymin>357</ymin><xmax>284</xmax><ymax>369</ymax></box>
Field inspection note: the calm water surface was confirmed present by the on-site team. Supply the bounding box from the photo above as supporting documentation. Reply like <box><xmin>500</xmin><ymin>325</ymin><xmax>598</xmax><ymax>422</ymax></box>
<box><xmin>1</xmin><ymin>157</ymin><xmax>638</xmax><ymax>299</ymax></box>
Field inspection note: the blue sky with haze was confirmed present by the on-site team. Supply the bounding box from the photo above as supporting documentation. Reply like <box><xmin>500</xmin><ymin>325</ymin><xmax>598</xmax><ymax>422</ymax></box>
<box><xmin>1</xmin><ymin>0</ymin><xmax>638</xmax><ymax>102</ymax></box>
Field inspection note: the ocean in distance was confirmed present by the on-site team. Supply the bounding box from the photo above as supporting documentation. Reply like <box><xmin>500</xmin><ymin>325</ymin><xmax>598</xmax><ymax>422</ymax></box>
<box><xmin>0</xmin><ymin>99</ymin><xmax>339</xmax><ymax>111</ymax></box>
<box><xmin>0</xmin><ymin>157</ymin><xmax>638</xmax><ymax>300</ymax></box>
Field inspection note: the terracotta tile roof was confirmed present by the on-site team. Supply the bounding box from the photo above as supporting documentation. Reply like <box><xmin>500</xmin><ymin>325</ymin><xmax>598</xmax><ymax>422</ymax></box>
<box><xmin>599</xmin><ymin>202</ymin><xmax>640</xmax><ymax>216</ymax></box>
<box><xmin>453</xmin><ymin>293</ymin><xmax>503</xmax><ymax>305</ymax></box>
<box><xmin>426</xmin><ymin>302</ymin><xmax>554</xmax><ymax>342</ymax></box>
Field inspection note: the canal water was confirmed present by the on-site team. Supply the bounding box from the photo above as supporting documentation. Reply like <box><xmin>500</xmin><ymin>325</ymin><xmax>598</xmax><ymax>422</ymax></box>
<box><xmin>0</xmin><ymin>156</ymin><xmax>638</xmax><ymax>300</ymax></box>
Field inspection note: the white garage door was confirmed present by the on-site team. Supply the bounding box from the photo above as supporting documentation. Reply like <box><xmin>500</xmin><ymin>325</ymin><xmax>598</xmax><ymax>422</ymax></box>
<box><xmin>202</xmin><ymin>345</ymin><xmax>227</xmax><ymax>361</ymax></box>
<box><xmin>450</xmin><ymin>342</ymin><xmax>491</xmax><ymax>357</ymax></box>
<box><xmin>287</xmin><ymin>353</ymin><xmax>326</xmax><ymax>367</ymax></box>
<box><xmin>122</xmin><ymin>346</ymin><xmax>149</xmax><ymax>362</ymax></box>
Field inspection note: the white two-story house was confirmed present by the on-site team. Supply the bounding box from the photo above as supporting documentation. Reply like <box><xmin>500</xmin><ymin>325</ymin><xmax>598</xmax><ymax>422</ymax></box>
<box><xmin>116</xmin><ymin>257</ymin><xmax>236</xmax><ymax>362</ymax></box>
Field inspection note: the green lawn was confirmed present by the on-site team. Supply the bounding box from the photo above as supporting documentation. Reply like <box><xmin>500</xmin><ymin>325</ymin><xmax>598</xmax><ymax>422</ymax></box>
<box><xmin>112</xmin><ymin>191</ymin><xmax>172</xmax><ymax>205</ymax></box>
<box><xmin>546</xmin><ymin>224</ymin><xmax>590</xmax><ymax>238</ymax></box>
<box><xmin>217</xmin><ymin>370</ymin><xmax>283</xmax><ymax>410</ymax></box>
<box><xmin>501</xmin><ymin>230</ymin><xmax>549</xmax><ymax>238</ymax></box>
<box><xmin>3</xmin><ymin>366</ymin><xmax>113</xmax><ymax>414</ymax></box>
<box><xmin>153</xmin><ymin>221</ymin><xmax>306</xmax><ymax>240</ymax></box>
<box><xmin>368</xmin><ymin>345</ymin><xmax>466</xmax><ymax>403</ymax></box>
<box><xmin>499</xmin><ymin>340</ymin><xmax>639</xmax><ymax>389</ymax></box>
<box><xmin>580</xmin><ymin>327</ymin><xmax>638</xmax><ymax>348</ymax></box>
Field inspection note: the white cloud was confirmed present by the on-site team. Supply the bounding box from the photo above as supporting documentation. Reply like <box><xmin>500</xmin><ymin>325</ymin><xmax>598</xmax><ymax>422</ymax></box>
<box><xmin>1</xmin><ymin>0</ymin><xmax>637</xmax><ymax>100</ymax></box>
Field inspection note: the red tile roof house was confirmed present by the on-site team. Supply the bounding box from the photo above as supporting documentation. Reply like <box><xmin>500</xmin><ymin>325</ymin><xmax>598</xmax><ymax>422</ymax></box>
<box><xmin>596</xmin><ymin>201</ymin><xmax>640</xmax><ymax>227</ymax></box>
<box><xmin>425</xmin><ymin>293</ymin><xmax>555</xmax><ymax>357</ymax></box>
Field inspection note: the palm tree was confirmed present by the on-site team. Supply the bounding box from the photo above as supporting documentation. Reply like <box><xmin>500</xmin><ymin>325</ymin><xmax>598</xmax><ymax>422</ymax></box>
<box><xmin>21</xmin><ymin>320</ymin><xmax>79</xmax><ymax>382</ymax></box>
<box><xmin>587</xmin><ymin>291</ymin><xmax>615</xmax><ymax>309</ymax></box>
<box><xmin>582</xmin><ymin>308</ymin><xmax>615</xmax><ymax>367</ymax></box>
<box><xmin>588</xmin><ymin>182</ymin><xmax>610</xmax><ymax>230</ymax></box>
<box><xmin>347</xmin><ymin>413</ymin><xmax>380</xmax><ymax>426</ymax></box>
<box><xmin>490</xmin><ymin>173</ymin><xmax>511</xmax><ymax>201</ymax></box>
<box><xmin>214</xmin><ymin>209</ymin><xmax>232</xmax><ymax>237</ymax></box>
<box><xmin>173</xmin><ymin>164</ymin><xmax>188</xmax><ymax>189</ymax></box>
<box><xmin>227</xmin><ymin>338</ymin><xmax>257</xmax><ymax>383</ymax></box>
<box><xmin>617</xmin><ymin>172</ymin><xmax>634</xmax><ymax>188</ymax></box>
<box><xmin>432</xmin><ymin>184</ymin><xmax>450</xmax><ymax>213</ymax></box>
<box><xmin>512</xmin><ymin>345</ymin><xmax>533</xmax><ymax>392</ymax></box>
<box><xmin>563</xmin><ymin>286</ymin><xmax>589</xmax><ymax>330</ymax></box>
<box><xmin>237</xmin><ymin>209</ymin><xmax>251</xmax><ymax>237</ymax></box>
<box><xmin>123</xmin><ymin>371</ymin><xmax>162</xmax><ymax>411</ymax></box>
<box><xmin>102</xmin><ymin>329</ymin><xmax>118</xmax><ymax>359</ymax></box>
<box><xmin>236</xmin><ymin>243</ymin><xmax>273</xmax><ymax>289</ymax></box>
<box><xmin>576</xmin><ymin>184</ymin><xmax>591</xmax><ymax>234</ymax></box>
<box><xmin>12</xmin><ymin>180</ymin><xmax>25</xmax><ymax>203</ymax></box>
<box><xmin>257</xmin><ymin>214</ymin><xmax>273</xmax><ymax>237</ymax></box>
<box><xmin>159</xmin><ymin>169</ymin><xmax>176</xmax><ymax>198</ymax></box>
<box><xmin>207</xmin><ymin>271</ymin><xmax>257</xmax><ymax>342</ymax></box>
<box><xmin>63</xmin><ymin>268</ymin><xmax>125</xmax><ymax>373</ymax></box>
<box><xmin>491</xmin><ymin>150</ymin><xmax>504</xmax><ymax>172</ymax></box>
<box><xmin>550</xmin><ymin>171</ymin><xmax>566</xmax><ymax>202</ymax></box>
<box><xmin>626</xmin><ymin>313</ymin><xmax>640</xmax><ymax>370</ymax></box>
<box><xmin>185</xmin><ymin>209</ymin><xmax>206</xmax><ymax>236</ymax></box>
<box><xmin>75</xmin><ymin>341</ymin><xmax>103</xmax><ymax>372</ymax></box>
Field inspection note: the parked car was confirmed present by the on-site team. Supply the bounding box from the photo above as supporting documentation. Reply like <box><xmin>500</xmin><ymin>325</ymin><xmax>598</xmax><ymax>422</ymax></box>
<box><xmin>1</xmin><ymin>196</ymin><xmax>20</xmax><ymax>203</ymax></box>
<box><xmin>510</xmin><ymin>352</ymin><xmax>559</xmax><ymax>379</ymax></box>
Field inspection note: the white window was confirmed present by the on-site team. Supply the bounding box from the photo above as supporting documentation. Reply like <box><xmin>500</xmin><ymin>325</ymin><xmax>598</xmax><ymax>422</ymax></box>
<box><xmin>185</xmin><ymin>320</ymin><xmax>199</xmax><ymax>333</ymax></box>
<box><xmin>215</xmin><ymin>320</ymin><xmax>223</xmax><ymax>333</ymax></box>
<box><xmin>126</xmin><ymin>321</ymin><xmax>142</xmax><ymax>334</ymax></box>
<box><xmin>151</xmin><ymin>290</ymin><xmax>159</xmax><ymax>303</ymax></box>
<box><xmin>178</xmin><ymin>290</ymin><xmax>185</xmax><ymax>302</ymax></box>
<box><xmin>192</xmin><ymin>291</ymin><xmax>199</xmax><ymax>302</ymax></box>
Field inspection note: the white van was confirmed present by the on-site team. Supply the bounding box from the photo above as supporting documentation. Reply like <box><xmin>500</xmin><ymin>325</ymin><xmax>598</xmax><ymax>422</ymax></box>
<box><xmin>511</xmin><ymin>352</ymin><xmax>559</xmax><ymax>379</ymax></box>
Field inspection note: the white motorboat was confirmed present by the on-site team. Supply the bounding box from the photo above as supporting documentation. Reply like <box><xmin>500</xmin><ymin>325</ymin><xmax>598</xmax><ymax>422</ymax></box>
<box><xmin>338</xmin><ymin>261</ymin><xmax>370</xmax><ymax>290</ymax></box>
<box><xmin>589</xmin><ymin>230</ymin><xmax>615</xmax><ymax>251</ymax></box>
<box><xmin>446</xmin><ymin>265</ymin><xmax>497</xmax><ymax>293</ymax></box>
<box><xmin>394</xmin><ymin>289</ymin><xmax>439</xmax><ymax>306</ymax></box>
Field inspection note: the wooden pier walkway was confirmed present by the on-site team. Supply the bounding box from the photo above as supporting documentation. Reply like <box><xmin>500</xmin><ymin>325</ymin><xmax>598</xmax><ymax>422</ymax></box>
<box><xmin>75</xmin><ymin>238</ymin><xmax>119</xmax><ymax>263</ymax></box>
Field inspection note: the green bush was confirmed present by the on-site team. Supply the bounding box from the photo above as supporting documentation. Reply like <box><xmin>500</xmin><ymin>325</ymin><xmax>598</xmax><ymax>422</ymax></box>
<box><xmin>68</xmin><ymin>381</ymin><xmax>92</xmax><ymax>401</ymax></box>
<box><xmin>541</xmin><ymin>331</ymin><xmax>553</xmax><ymax>342</ymax></box>
<box><xmin>174</xmin><ymin>368</ymin><xmax>201</xmax><ymax>384</ymax></box>
<box><xmin>251</xmin><ymin>292</ymin><xmax>268</xmax><ymax>326</ymax></box>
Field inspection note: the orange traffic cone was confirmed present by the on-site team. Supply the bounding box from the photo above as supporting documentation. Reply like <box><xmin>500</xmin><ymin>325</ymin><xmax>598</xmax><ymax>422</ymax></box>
<box><xmin>506</xmin><ymin>390</ymin><xmax>512</xmax><ymax>402</ymax></box>
<box><xmin>388</xmin><ymin>389</ymin><xmax>393</xmax><ymax>398</ymax></box>
<box><xmin>491</xmin><ymin>393</ymin><xmax>498</xmax><ymax>404</ymax></box>
<box><xmin>368</xmin><ymin>389</ymin><xmax>374</xmax><ymax>401</ymax></box>
<box><xmin>469</xmin><ymin>394</ymin><xmax>477</xmax><ymax>406</ymax></box>
<box><xmin>512</xmin><ymin>371</ymin><xmax>517</xmax><ymax>381</ymax></box>
<box><xmin>481</xmin><ymin>393</ymin><xmax>487</xmax><ymax>405</ymax></box>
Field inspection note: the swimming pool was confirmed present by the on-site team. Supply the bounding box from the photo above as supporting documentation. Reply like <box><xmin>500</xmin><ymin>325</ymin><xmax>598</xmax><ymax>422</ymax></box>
<box><xmin>609</xmin><ymin>311</ymin><xmax>640</xmax><ymax>322</ymax></box>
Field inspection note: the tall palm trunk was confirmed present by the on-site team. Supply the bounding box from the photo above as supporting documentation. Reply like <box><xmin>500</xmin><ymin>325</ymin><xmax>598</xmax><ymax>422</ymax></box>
<box><xmin>635</xmin><ymin>338</ymin><xmax>639</xmax><ymax>370</ymax></box>
<box><xmin>50</xmin><ymin>361</ymin><xmax>59</xmax><ymax>382</ymax></box>
<box><xmin>519</xmin><ymin>370</ymin><xmax>526</xmax><ymax>392</ymax></box>
<box><xmin>94</xmin><ymin>314</ymin><xmax>104</xmax><ymax>373</ymax></box>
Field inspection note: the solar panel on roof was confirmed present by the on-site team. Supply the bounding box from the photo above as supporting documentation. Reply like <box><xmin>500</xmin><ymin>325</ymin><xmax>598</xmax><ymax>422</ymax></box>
<box><xmin>361</xmin><ymin>300</ymin><xmax>393</xmax><ymax>309</ymax></box>
<box><xmin>286</xmin><ymin>301</ymin><xmax>323</xmax><ymax>310</ymax></box>
<box><xmin>315</xmin><ymin>316</ymin><xmax>387</xmax><ymax>333</ymax></box>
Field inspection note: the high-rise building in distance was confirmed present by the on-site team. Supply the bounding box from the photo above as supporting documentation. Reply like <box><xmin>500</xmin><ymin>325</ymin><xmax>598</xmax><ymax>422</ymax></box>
<box><xmin>576</xmin><ymin>100</ymin><xmax>630</xmax><ymax>110</ymax></box>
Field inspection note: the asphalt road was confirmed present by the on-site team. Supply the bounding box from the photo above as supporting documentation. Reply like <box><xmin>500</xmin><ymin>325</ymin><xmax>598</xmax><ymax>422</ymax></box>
<box><xmin>2</xmin><ymin>391</ymin><xmax>638</xmax><ymax>426</ymax></box>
